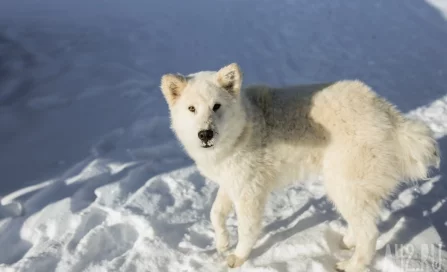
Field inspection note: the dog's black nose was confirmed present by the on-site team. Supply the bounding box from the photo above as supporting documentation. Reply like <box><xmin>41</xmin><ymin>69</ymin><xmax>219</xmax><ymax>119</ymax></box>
<box><xmin>198</xmin><ymin>130</ymin><xmax>214</xmax><ymax>141</ymax></box>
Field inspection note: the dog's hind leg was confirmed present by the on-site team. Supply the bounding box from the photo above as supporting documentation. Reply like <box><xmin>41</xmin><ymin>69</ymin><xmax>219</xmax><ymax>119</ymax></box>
<box><xmin>335</xmin><ymin>207</ymin><xmax>379</xmax><ymax>272</ymax></box>
<box><xmin>323</xmin><ymin>147</ymin><xmax>385</xmax><ymax>272</ymax></box>
<box><xmin>211</xmin><ymin>188</ymin><xmax>233</xmax><ymax>254</ymax></box>
<box><xmin>325</xmin><ymin>177</ymin><xmax>380</xmax><ymax>272</ymax></box>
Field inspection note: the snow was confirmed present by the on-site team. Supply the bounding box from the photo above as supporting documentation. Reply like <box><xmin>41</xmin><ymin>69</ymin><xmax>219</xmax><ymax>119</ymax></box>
<box><xmin>0</xmin><ymin>0</ymin><xmax>447</xmax><ymax>271</ymax></box>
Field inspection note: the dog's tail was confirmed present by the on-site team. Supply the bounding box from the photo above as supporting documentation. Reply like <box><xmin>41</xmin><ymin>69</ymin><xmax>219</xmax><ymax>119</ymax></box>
<box><xmin>396</xmin><ymin>118</ymin><xmax>440</xmax><ymax>182</ymax></box>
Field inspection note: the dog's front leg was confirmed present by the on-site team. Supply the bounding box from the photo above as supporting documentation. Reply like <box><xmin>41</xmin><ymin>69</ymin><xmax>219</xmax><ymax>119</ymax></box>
<box><xmin>210</xmin><ymin>188</ymin><xmax>233</xmax><ymax>254</ymax></box>
<box><xmin>227</xmin><ymin>189</ymin><xmax>266</xmax><ymax>268</ymax></box>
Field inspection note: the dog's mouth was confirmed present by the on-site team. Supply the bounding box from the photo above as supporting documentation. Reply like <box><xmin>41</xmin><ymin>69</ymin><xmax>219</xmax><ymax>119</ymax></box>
<box><xmin>201</xmin><ymin>142</ymin><xmax>214</xmax><ymax>148</ymax></box>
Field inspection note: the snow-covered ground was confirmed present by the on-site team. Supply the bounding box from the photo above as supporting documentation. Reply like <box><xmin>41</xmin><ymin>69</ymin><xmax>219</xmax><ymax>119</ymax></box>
<box><xmin>0</xmin><ymin>0</ymin><xmax>447</xmax><ymax>271</ymax></box>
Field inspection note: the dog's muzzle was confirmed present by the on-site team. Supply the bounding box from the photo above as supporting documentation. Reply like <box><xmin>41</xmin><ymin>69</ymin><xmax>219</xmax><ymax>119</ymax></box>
<box><xmin>198</xmin><ymin>129</ymin><xmax>214</xmax><ymax>148</ymax></box>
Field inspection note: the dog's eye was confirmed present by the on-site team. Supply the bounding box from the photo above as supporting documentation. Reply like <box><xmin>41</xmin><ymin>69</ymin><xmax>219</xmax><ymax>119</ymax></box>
<box><xmin>188</xmin><ymin>106</ymin><xmax>195</xmax><ymax>113</ymax></box>
<box><xmin>213</xmin><ymin>103</ymin><xmax>221</xmax><ymax>112</ymax></box>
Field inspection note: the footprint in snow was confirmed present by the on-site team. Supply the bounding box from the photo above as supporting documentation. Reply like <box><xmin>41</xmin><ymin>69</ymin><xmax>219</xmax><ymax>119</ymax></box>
<box><xmin>68</xmin><ymin>223</ymin><xmax>138</xmax><ymax>272</ymax></box>
<box><xmin>66</xmin><ymin>208</ymin><xmax>108</xmax><ymax>253</ymax></box>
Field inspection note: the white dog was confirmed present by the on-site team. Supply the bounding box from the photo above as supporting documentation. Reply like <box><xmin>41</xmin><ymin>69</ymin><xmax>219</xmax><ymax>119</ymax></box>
<box><xmin>160</xmin><ymin>63</ymin><xmax>440</xmax><ymax>271</ymax></box>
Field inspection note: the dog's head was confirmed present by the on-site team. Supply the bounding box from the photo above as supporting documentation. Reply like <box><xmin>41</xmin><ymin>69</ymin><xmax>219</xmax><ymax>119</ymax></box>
<box><xmin>160</xmin><ymin>63</ymin><xmax>246</xmax><ymax>157</ymax></box>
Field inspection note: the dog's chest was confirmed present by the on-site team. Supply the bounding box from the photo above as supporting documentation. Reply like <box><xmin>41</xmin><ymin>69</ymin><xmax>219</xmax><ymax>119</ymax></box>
<box><xmin>199</xmin><ymin>161</ymin><xmax>247</xmax><ymax>184</ymax></box>
<box><xmin>197</xmin><ymin>153</ymin><xmax>259</xmax><ymax>187</ymax></box>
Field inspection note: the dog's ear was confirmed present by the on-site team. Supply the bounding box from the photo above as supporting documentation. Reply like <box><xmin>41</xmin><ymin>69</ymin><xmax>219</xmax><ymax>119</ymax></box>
<box><xmin>216</xmin><ymin>63</ymin><xmax>242</xmax><ymax>95</ymax></box>
<box><xmin>160</xmin><ymin>73</ymin><xmax>187</xmax><ymax>107</ymax></box>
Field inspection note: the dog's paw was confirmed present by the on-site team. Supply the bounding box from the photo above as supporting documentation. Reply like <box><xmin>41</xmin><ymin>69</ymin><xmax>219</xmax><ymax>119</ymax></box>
<box><xmin>336</xmin><ymin>259</ymin><xmax>367</xmax><ymax>272</ymax></box>
<box><xmin>336</xmin><ymin>259</ymin><xmax>349</xmax><ymax>271</ymax></box>
<box><xmin>340</xmin><ymin>235</ymin><xmax>355</xmax><ymax>250</ymax></box>
<box><xmin>227</xmin><ymin>254</ymin><xmax>246</xmax><ymax>268</ymax></box>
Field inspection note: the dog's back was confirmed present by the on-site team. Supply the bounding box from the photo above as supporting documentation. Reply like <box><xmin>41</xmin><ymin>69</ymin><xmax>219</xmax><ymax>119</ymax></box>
<box><xmin>243</xmin><ymin>80</ymin><xmax>440</xmax><ymax>184</ymax></box>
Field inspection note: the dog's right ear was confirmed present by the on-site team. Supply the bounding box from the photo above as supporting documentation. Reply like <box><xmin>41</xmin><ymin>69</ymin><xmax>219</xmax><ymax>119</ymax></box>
<box><xmin>160</xmin><ymin>73</ymin><xmax>187</xmax><ymax>107</ymax></box>
<box><xmin>217</xmin><ymin>63</ymin><xmax>243</xmax><ymax>95</ymax></box>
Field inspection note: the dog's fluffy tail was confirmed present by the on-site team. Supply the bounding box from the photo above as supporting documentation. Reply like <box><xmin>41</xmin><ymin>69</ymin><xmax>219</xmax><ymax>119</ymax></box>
<box><xmin>396</xmin><ymin>118</ymin><xmax>440</xmax><ymax>182</ymax></box>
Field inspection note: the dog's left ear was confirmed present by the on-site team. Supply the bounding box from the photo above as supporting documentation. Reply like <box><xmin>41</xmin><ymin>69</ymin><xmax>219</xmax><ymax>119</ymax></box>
<box><xmin>216</xmin><ymin>63</ymin><xmax>243</xmax><ymax>95</ymax></box>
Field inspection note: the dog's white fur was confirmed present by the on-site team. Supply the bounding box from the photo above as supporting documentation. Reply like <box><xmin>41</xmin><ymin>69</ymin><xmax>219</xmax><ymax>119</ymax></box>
<box><xmin>160</xmin><ymin>63</ymin><xmax>440</xmax><ymax>271</ymax></box>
